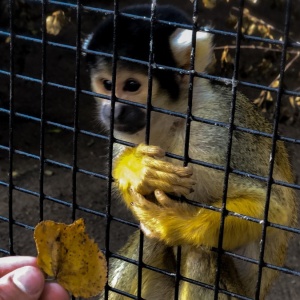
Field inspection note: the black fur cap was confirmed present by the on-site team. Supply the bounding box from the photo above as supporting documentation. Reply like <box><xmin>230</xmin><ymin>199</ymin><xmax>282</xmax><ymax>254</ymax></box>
<box><xmin>85</xmin><ymin>5</ymin><xmax>191</xmax><ymax>99</ymax></box>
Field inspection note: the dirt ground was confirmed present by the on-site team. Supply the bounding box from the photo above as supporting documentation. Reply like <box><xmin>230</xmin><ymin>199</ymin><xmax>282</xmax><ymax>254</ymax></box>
<box><xmin>0</xmin><ymin>0</ymin><xmax>299</xmax><ymax>299</ymax></box>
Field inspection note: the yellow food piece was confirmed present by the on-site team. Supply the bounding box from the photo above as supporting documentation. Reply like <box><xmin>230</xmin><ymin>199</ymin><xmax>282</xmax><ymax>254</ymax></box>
<box><xmin>34</xmin><ymin>218</ymin><xmax>107</xmax><ymax>298</ymax></box>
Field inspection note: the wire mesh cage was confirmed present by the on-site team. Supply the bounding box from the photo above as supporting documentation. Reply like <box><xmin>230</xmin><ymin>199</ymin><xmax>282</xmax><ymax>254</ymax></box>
<box><xmin>0</xmin><ymin>0</ymin><xmax>300</xmax><ymax>299</ymax></box>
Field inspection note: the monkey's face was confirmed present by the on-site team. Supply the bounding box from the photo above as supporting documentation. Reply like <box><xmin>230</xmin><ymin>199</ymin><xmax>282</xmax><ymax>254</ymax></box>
<box><xmin>91</xmin><ymin>65</ymin><xmax>158</xmax><ymax>137</ymax></box>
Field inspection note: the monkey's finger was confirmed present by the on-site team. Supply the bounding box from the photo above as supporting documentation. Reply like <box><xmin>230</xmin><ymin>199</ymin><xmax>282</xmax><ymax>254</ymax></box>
<box><xmin>145</xmin><ymin>169</ymin><xmax>195</xmax><ymax>189</ymax></box>
<box><xmin>129</xmin><ymin>189</ymin><xmax>162</xmax><ymax>218</ymax></box>
<box><xmin>147</xmin><ymin>179</ymin><xmax>193</xmax><ymax>196</ymax></box>
<box><xmin>131</xmin><ymin>180</ymin><xmax>156</xmax><ymax>195</ymax></box>
<box><xmin>128</xmin><ymin>188</ymin><xmax>146</xmax><ymax>203</ymax></box>
<box><xmin>130</xmin><ymin>188</ymin><xmax>173</xmax><ymax>210</ymax></box>
<box><xmin>154</xmin><ymin>190</ymin><xmax>174</xmax><ymax>207</ymax></box>
<box><xmin>142</xmin><ymin>157</ymin><xmax>193</xmax><ymax>177</ymax></box>
<box><xmin>129</xmin><ymin>188</ymin><xmax>155</xmax><ymax>211</ymax></box>
<box><xmin>136</xmin><ymin>144</ymin><xmax>165</xmax><ymax>157</ymax></box>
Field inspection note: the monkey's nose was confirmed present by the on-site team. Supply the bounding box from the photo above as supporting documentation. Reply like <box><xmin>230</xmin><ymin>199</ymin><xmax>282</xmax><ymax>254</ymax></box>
<box><xmin>101</xmin><ymin>103</ymin><xmax>127</xmax><ymax>121</ymax></box>
<box><xmin>113</xmin><ymin>103</ymin><xmax>146</xmax><ymax>133</ymax></box>
<box><xmin>114</xmin><ymin>104</ymin><xmax>127</xmax><ymax>122</ymax></box>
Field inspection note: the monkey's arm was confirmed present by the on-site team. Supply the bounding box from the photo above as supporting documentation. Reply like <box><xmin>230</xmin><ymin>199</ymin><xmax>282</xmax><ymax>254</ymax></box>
<box><xmin>129</xmin><ymin>189</ymin><xmax>269</xmax><ymax>250</ymax></box>
<box><xmin>113</xmin><ymin>144</ymin><xmax>284</xmax><ymax>250</ymax></box>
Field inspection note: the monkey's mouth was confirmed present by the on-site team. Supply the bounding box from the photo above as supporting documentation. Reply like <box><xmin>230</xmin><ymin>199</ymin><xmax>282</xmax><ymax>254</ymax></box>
<box><xmin>101</xmin><ymin>103</ymin><xmax>146</xmax><ymax>134</ymax></box>
<box><xmin>113</xmin><ymin>122</ymin><xmax>145</xmax><ymax>134</ymax></box>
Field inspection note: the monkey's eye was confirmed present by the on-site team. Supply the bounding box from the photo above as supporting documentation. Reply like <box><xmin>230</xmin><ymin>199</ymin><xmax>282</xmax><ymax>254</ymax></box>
<box><xmin>103</xmin><ymin>80</ymin><xmax>112</xmax><ymax>91</ymax></box>
<box><xmin>123</xmin><ymin>79</ymin><xmax>141</xmax><ymax>92</ymax></box>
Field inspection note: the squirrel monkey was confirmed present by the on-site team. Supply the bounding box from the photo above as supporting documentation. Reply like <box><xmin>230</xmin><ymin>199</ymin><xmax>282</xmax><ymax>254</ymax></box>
<box><xmin>85</xmin><ymin>4</ymin><xmax>297</xmax><ymax>300</ymax></box>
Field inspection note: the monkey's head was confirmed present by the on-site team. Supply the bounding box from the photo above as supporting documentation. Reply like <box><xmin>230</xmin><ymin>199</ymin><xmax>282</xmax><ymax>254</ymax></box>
<box><xmin>85</xmin><ymin>5</ymin><xmax>213</xmax><ymax>142</ymax></box>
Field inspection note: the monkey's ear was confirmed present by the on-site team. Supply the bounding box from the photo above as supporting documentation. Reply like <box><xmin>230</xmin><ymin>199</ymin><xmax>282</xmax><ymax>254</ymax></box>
<box><xmin>169</xmin><ymin>28</ymin><xmax>213</xmax><ymax>72</ymax></box>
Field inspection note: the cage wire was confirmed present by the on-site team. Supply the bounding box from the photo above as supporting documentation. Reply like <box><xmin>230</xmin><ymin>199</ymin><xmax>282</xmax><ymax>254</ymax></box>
<box><xmin>0</xmin><ymin>0</ymin><xmax>300</xmax><ymax>299</ymax></box>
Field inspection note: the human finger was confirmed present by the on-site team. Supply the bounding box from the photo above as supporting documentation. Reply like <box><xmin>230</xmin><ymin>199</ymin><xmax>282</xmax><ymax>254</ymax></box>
<box><xmin>40</xmin><ymin>282</ymin><xmax>69</xmax><ymax>300</ymax></box>
<box><xmin>0</xmin><ymin>266</ymin><xmax>44</xmax><ymax>300</ymax></box>
<box><xmin>0</xmin><ymin>256</ymin><xmax>38</xmax><ymax>278</ymax></box>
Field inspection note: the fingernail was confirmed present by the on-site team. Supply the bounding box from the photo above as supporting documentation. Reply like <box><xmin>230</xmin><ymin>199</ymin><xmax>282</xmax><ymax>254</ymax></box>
<box><xmin>13</xmin><ymin>266</ymin><xmax>42</xmax><ymax>296</ymax></box>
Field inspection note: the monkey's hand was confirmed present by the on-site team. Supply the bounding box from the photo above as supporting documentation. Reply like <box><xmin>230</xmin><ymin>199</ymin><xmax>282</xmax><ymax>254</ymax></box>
<box><xmin>113</xmin><ymin>143</ymin><xmax>195</xmax><ymax>207</ymax></box>
<box><xmin>129</xmin><ymin>188</ymin><xmax>200</xmax><ymax>244</ymax></box>
<box><xmin>128</xmin><ymin>188</ymin><xmax>265</xmax><ymax>249</ymax></box>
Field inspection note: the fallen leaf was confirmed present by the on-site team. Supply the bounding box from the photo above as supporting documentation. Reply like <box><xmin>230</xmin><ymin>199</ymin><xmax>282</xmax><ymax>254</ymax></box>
<box><xmin>44</xmin><ymin>170</ymin><xmax>54</xmax><ymax>176</ymax></box>
<box><xmin>46</xmin><ymin>10</ymin><xmax>69</xmax><ymax>36</ymax></box>
<box><xmin>34</xmin><ymin>218</ymin><xmax>107</xmax><ymax>298</ymax></box>
<box><xmin>12</xmin><ymin>171</ymin><xmax>19</xmax><ymax>178</ymax></box>
<box><xmin>202</xmin><ymin>0</ymin><xmax>217</xmax><ymax>9</ymax></box>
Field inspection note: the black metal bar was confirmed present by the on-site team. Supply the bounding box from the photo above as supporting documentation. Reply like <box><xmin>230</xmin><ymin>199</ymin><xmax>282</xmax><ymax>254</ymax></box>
<box><xmin>1</xmin><ymin>141</ymin><xmax>299</xmax><ymax>193</ymax></box>
<box><xmin>136</xmin><ymin>1</ymin><xmax>158</xmax><ymax>298</ymax></box>
<box><xmin>103</xmin><ymin>0</ymin><xmax>119</xmax><ymax>298</ymax></box>
<box><xmin>7</xmin><ymin>0</ymin><xmax>16</xmax><ymax>256</ymax></box>
<box><xmin>70</xmin><ymin>0</ymin><xmax>82</xmax><ymax>223</ymax></box>
<box><xmin>6</xmin><ymin>1</ymin><xmax>300</xmax><ymax>48</ymax></box>
<box><xmin>1</xmin><ymin>60</ymin><xmax>300</xmax><ymax>99</ymax></box>
<box><xmin>214</xmin><ymin>0</ymin><xmax>245</xmax><ymax>298</ymax></box>
<box><xmin>145</xmin><ymin>1</ymin><xmax>156</xmax><ymax>146</ymax></box>
<box><xmin>1</xmin><ymin>143</ymin><xmax>299</xmax><ymax>193</ymax></box>
<box><xmin>2</xmin><ymin>95</ymin><xmax>300</xmax><ymax>146</ymax></box>
<box><xmin>174</xmin><ymin>1</ymin><xmax>200</xmax><ymax>298</ymax></box>
<box><xmin>38</xmin><ymin>0</ymin><xmax>47</xmax><ymax>222</ymax></box>
<box><xmin>255</xmin><ymin>0</ymin><xmax>293</xmax><ymax>298</ymax></box>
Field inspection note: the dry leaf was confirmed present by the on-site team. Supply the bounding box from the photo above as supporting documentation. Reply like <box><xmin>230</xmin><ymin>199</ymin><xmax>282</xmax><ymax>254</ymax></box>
<box><xmin>46</xmin><ymin>10</ymin><xmax>68</xmax><ymax>36</ymax></box>
<box><xmin>34</xmin><ymin>218</ymin><xmax>107</xmax><ymax>298</ymax></box>
<box><xmin>221</xmin><ymin>46</ymin><xmax>233</xmax><ymax>65</ymax></box>
<box><xmin>44</xmin><ymin>170</ymin><xmax>54</xmax><ymax>176</ymax></box>
<box><xmin>290</xmin><ymin>96</ymin><xmax>300</xmax><ymax>109</ymax></box>
<box><xmin>220</xmin><ymin>46</ymin><xmax>234</xmax><ymax>75</ymax></box>
<box><xmin>202</xmin><ymin>0</ymin><xmax>217</xmax><ymax>9</ymax></box>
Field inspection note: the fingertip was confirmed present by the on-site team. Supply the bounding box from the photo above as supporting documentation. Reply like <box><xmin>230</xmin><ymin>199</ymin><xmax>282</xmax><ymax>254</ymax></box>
<box><xmin>184</xmin><ymin>165</ymin><xmax>193</xmax><ymax>175</ymax></box>
<box><xmin>12</xmin><ymin>266</ymin><xmax>45</xmax><ymax>297</ymax></box>
<box><xmin>0</xmin><ymin>256</ymin><xmax>38</xmax><ymax>277</ymax></box>
<box><xmin>137</xmin><ymin>144</ymin><xmax>165</xmax><ymax>157</ymax></box>
<box><xmin>154</xmin><ymin>190</ymin><xmax>171</xmax><ymax>206</ymax></box>
<box><xmin>156</xmin><ymin>148</ymin><xmax>165</xmax><ymax>157</ymax></box>
<box><xmin>154</xmin><ymin>189</ymin><xmax>164</xmax><ymax>197</ymax></box>
<box><xmin>154</xmin><ymin>189</ymin><xmax>160</xmax><ymax>195</ymax></box>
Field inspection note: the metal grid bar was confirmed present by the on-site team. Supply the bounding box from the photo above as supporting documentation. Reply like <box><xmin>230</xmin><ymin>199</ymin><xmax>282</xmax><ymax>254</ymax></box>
<box><xmin>214</xmin><ymin>1</ymin><xmax>246</xmax><ymax>298</ymax></box>
<box><xmin>7</xmin><ymin>0</ymin><xmax>16</xmax><ymax>257</ymax></box>
<box><xmin>173</xmin><ymin>1</ymin><xmax>201</xmax><ymax>298</ymax></box>
<box><xmin>1</xmin><ymin>50</ymin><xmax>300</xmax><ymax>98</ymax></box>
<box><xmin>102</xmin><ymin>0</ymin><xmax>119</xmax><ymax>298</ymax></box>
<box><xmin>136</xmin><ymin>1</ymin><xmax>158</xmax><ymax>298</ymax></box>
<box><xmin>38</xmin><ymin>0</ymin><xmax>47</xmax><ymax>221</ymax></box>
<box><xmin>70</xmin><ymin>0</ymin><xmax>82</xmax><ymax>222</ymax></box>
<box><xmin>255</xmin><ymin>1</ymin><xmax>293</xmax><ymax>298</ymax></box>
